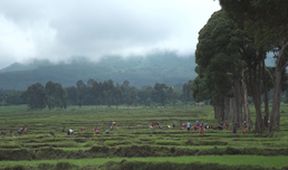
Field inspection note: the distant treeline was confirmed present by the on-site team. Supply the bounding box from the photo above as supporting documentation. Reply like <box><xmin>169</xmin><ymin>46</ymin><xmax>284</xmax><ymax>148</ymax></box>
<box><xmin>0</xmin><ymin>79</ymin><xmax>194</xmax><ymax>109</ymax></box>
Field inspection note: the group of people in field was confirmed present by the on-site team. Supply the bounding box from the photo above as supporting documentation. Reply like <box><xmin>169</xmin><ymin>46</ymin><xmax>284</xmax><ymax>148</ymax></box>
<box><xmin>148</xmin><ymin>120</ymin><xmax>207</xmax><ymax>136</ymax></box>
<box><xmin>217</xmin><ymin>121</ymin><xmax>249</xmax><ymax>135</ymax></box>
<box><xmin>182</xmin><ymin>120</ymin><xmax>206</xmax><ymax>136</ymax></box>
<box><xmin>149</xmin><ymin>119</ymin><xmax>250</xmax><ymax>136</ymax></box>
<box><xmin>13</xmin><ymin>119</ymin><xmax>249</xmax><ymax>137</ymax></box>
<box><xmin>66</xmin><ymin>121</ymin><xmax>117</xmax><ymax>136</ymax></box>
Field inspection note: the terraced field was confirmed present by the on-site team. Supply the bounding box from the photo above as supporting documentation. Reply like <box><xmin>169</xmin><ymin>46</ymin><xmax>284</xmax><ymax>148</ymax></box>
<box><xmin>0</xmin><ymin>105</ymin><xmax>288</xmax><ymax>170</ymax></box>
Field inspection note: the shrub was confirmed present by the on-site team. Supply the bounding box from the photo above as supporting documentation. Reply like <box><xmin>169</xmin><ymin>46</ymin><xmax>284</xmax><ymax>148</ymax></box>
<box><xmin>37</xmin><ymin>163</ymin><xmax>54</xmax><ymax>170</ymax></box>
<box><xmin>99</xmin><ymin>161</ymin><xmax>277</xmax><ymax>170</ymax></box>
<box><xmin>55</xmin><ymin>162</ymin><xmax>76</xmax><ymax>170</ymax></box>
<box><xmin>1</xmin><ymin>165</ymin><xmax>27</xmax><ymax>170</ymax></box>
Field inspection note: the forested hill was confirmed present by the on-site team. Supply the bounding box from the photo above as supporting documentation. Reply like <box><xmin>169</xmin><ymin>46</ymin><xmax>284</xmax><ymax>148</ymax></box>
<box><xmin>0</xmin><ymin>52</ymin><xmax>196</xmax><ymax>90</ymax></box>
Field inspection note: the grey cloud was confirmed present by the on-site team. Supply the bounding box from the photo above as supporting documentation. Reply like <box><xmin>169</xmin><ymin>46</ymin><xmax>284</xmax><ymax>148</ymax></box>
<box><xmin>0</xmin><ymin>0</ymin><xmax>220</xmax><ymax>68</ymax></box>
<box><xmin>0</xmin><ymin>0</ymin><xmax>45</xmax><ymax>23</ymax></box>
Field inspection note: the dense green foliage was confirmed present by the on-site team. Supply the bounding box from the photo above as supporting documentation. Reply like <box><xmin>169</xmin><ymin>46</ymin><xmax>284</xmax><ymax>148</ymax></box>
<box><xmin>193</xmin><ymin>1</ymin><xmax>288</xmax><ymax>133</ymax></box>
<box><xmin>22</xmin><ymin>83</ymin><xmax>47</xmax><ymax>109</ymax></box>
<box><xmin>0</xmin><ymin>90</ymin><xmax>24</xmax><ymax>105</ymax></box>
<box><xmin>194</xmin><ymin>10</ymin><xmax>244</xmax><ymax>98</ymax></box>
<box><xmin>0</xmin><ymin>80</ymin><xmax>194</xmax><ymax>108</ymax></box>
<box><xmin>218</xmin><ymin>0</ymin><xmax>288</xmax><ymax>132</ymax></box>
<box><xmin>53</xmin><ymin>80</ymin><xmax>190</xmax><ymax>107</ymax></box>
<box><xmin>45</xmin><ymin>81</ymin><xmax>67</xmax><ymax>109</ymax></box>
<box><xmin>193</xmin><ymin>10</ymin><xmax>254</xmax><ymax>131</ymax></box>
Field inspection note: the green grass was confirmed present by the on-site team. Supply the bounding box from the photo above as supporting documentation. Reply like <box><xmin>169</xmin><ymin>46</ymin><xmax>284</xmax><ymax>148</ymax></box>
<box><xmin>1</xmin><ymin>155</ymin><xmax>288</xmax><ymax>168</ymax></box>
<box><xmin>0</xmin><ymin>104</ymin><xmax>288</xmax><ymax>169</ymax></box>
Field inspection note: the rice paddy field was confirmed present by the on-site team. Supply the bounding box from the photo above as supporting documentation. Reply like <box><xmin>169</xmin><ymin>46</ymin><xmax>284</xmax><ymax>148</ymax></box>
<box><xmin>0</xmin><ymin>104</ymin><xmax>288</xmax><ymax>170</ymax></box>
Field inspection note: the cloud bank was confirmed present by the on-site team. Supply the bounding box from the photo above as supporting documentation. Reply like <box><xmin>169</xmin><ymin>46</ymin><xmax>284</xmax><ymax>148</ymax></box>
<box><xmin>0</xmin><ymin>0</ymin><xmax>220</xmax><ymax>68</ymax></box>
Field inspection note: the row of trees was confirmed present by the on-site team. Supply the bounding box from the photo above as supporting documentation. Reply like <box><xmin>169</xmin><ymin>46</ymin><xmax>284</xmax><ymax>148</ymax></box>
<box><xmin>66</xmin><ymin>80</ymin><xmax>181</xmax><ymax>106</ymax></box>
<box><xmin>0</xmin><ymin>90</ymin><xmax>24</xmax><ymax>105</ymax></box>
<box><xmin>193</xmin><ymin>0</ymin><xmax>288</xmax><ymax>133</ymax></box>
<box><xmin>7</xmin><ymin>80</ymin><xmax>194</xmax><ymax>109</ymax></box>
<box><xmin>23</xmin><ymin>81</ymin><xmax>66</xmax><ymax>109</ymax></box>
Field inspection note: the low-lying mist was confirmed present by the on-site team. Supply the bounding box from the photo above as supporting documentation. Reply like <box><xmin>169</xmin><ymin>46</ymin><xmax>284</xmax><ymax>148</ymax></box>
<box><xmin>0</xmin><ymin>50</ymin><xmax>196</xmax><ymax>90</ymax></box>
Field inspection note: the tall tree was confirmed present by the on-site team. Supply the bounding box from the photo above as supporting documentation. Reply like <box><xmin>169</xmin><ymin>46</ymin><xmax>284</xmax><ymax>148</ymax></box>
<box><xmin>182</xmin><ymin>80</ymin><xmax>194</xmax><ymax>103</ymax></box>
<box><xmin>76</xmin><ymin>80</ymin><xmax>86</xmax><ymax>107</ymax></box>
<box><xmin>138</xmin><ymin>86</ymin><xmax>154</xmax><ymax>106</ymax></box>
<box><xmin>45</xmin><ymin>81</ymin><xmax>66</xmax><ymax>109</ymax></box>
<box><xmin>220</xmin><ymin>0</ymin><xmax>288</xmax><ymax>131</ymax></box>
<box><xmin>152</xmin><ymin>83</ymin><xmax>170</xmax><ymax>105</ymax></box>
<box><xmin>66</xmin><ymin>86</ymin><xmax>77</xmax><ymax>105</ymax></box>
<box><xmin>24</xmin><ymin>83</ymin><xmax>46</xmax><ymax>109</ymax></box>
<box><xmin>195</xmin><ymin>10</ymin><xmax>250</xmax><ymax>127</ymax></box>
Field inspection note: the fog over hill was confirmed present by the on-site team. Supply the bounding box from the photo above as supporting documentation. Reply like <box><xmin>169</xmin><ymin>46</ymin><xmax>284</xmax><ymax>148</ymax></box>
<box><xmin>0</xmin><ymin>51</ymin><xmax>196</xmax><ymax>90</ymax></box>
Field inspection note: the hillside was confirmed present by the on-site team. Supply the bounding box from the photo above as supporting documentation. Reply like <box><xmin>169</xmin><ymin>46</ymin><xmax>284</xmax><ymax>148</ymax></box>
<box><xmin>0</xmin><ymin>52</ymin><xmax>196</xmax><ymax>90</ymax></box>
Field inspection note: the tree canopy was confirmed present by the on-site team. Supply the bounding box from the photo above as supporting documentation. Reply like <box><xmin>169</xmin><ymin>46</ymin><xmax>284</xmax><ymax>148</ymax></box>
<box><xmin>220</xmin><ymin>0</ymin><xmax>288</xmax><ymax>131</ymax></box>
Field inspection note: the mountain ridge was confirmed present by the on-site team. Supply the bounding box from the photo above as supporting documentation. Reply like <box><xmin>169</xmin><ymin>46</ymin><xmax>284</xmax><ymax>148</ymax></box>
<box><xmin>0</xmin><ymin>52</ymin><xmax>196</xmax><ymax>90</ymax></box>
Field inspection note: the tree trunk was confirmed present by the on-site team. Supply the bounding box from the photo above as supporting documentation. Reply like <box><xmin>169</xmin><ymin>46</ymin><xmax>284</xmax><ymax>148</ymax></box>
<box><xmin>249</xmin><ymin>52</ymin><xmax>264</xmax><ymax>134</ymax></box>
<box><xmin>241</xmin><ymin>73</ymin><xmax>250</xmax><ymax>129</ymax></box>
<box><xmin>270</xmin><ymin>66</ymin><xmax>282</xmax><ymax>131</ymax></box>
<box><xmin>230</xmin><ymin>96</ymin><xmax>237</xmax><ymax>133</ymax></box>
<box><xmin>229</xmin><ymin>78</ymin><xmax>244</xmax><ymax>133</ymax></box>
<box><xmin>224</xmin><ymin>97</ymin><xmax>231</xmax><ymax>121</ymax></box>
<box><xmin>263</xmin><ymin>60</ymin><xmax>270</xmax><ymax>129</ymax></box>
<box><xmin>213</xmin><ymin>96</ymin><xmax>225</xmax><ymax>123</ymax></box>
<box><xmin>264</xmin><ymin>87</ymin><xmax>270</xmax><ymax>129</ymax></box>
<box><xmin>270</xmin><ymin>42</ymin><xmax>288</xmax><ymax>131</ymax></box>
<box><xmin>233</xmin><ymin>79</ymin><xmax>243</xmax><ymax>127</ymax></box>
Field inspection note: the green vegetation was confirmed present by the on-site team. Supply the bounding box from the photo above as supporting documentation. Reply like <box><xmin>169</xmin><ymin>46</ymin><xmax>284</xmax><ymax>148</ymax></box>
<box><xmin>0</xmin><ymin>105</ymin><xmax>288</xmax><ymax>169</ymax></box>
<box><xmin>191</xmin><ymin>0</ymin><xmax>288</xmax><ymax>136</ymax></box>
<box><xmin>1</xmin><ymin>79</ymin><xmax>193</xmax><ymax>109</ymax></box>
<box><xmin>1</xmin><ymin>156</ymin><xmax>288</xmax><ymax>169</ymax></box>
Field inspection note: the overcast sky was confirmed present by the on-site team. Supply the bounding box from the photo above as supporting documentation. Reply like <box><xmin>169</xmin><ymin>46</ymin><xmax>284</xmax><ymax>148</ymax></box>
<box><xmin>0</xmin><ymin>0</ymin><xmax>220</xmax><ymax>68</ymax></box>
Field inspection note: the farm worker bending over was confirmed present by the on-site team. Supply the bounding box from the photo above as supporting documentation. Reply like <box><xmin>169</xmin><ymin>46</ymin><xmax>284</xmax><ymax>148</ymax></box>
<box><xmin>17</xmin><ymin>127</ymin><xmax>28</xmax><ymax>135</ymax></box>
<box><xmin>181</xmin><ymin>122</ymin><xmax>186</xmax><ymax>130</ymax></box>
<box><xmin>109</xmin><ymin>121</ymin><xmax>117</xmax><ymax>130</ymax></box>
<box><xmin>187</xmin><ymin>122</ymin><xmax>192</xmax><ymax>131</ymax></box>
<box><xmin>199</xmin><ymin>123</ymin><xmax>205</xmax><ymax>136</ymax></box>
<box><xmin>241</xmin><ymin>121</ymin><xmax>248</xmax><ymax>134</ymax></box>
<box><xmin>67</xmin><ymin>128</ymin><xmax>74</xmax><ymax>135</ymax></box>
<box><xmin>94</xmin><ymin>127</ymin><xmax>100</xmax><ymax>134</ymax></box>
